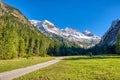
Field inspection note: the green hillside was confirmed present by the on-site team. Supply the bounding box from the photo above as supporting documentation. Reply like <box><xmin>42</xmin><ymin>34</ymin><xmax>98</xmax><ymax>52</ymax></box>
<box><xmin>0</xmin><ymin>2</ymin><xmax>84</xmax><ymax>59</ymax></box>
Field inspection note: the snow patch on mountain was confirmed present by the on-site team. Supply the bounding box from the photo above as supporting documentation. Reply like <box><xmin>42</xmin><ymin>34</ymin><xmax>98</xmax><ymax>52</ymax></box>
<box><xmin>30</xmin><ymin>20</ymin><xmax>101</xmax><ymax>48</ymax></box>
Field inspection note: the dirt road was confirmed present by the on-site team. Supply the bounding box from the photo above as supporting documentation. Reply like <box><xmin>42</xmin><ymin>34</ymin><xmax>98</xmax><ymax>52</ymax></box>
<box><xmin>0</xmin><ymin>57</ymin><xmax>63</xmax><ymax>80</ymax></box>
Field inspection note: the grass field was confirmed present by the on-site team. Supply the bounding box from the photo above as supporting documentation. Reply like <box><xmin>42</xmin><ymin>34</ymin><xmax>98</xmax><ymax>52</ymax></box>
<box><xmin>15</xmin><ymin>56</ymin><xmax>120</xmax><ymax>80</ymax></box>
<box><xmin>0</xmin><ymin>57</ymin><xmax>54</xmax><ymax>72</ymax></box>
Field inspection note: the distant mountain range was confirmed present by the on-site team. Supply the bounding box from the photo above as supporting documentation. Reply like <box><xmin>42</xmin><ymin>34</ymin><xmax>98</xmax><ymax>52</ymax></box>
<box><xmin>30</xmin><ymin>20</ymin><xmax>101</xmax><ymax>48</ymax></box>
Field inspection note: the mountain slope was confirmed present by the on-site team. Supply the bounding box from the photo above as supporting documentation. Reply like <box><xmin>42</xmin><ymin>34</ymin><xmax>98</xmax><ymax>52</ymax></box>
<box><xmin>99</xmin><ymin>19</ymin><xmax>120</xmax><ymax>46</ymax></box>
<box><xmin>30</xmin><ymin>20</ymin><xmax>101</xmax><ymax>48</ymax></box>
<box><xmin>0</xmin><ymin>1</ymin><xmax>86</xmax><ymax>59</ymax></box>
<box><xmin>0</xmin><ymin>1</ymin><xmax>57</xmax><ymax>59</ymax></box>
<box><xmin>0</xmin><ymin>0</ymin><xmax>31</xmax><ymax>26</ymax></box>
<box><xmin>90</xmin><ymin>19</ymin><xmax>120</xmax><ymax>55</ymax></box>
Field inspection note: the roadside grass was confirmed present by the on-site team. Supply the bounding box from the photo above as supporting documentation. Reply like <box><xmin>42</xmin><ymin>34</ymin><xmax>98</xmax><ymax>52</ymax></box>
<box><xmin>0</xmin><ymin>56</ymin><xmax>54</xmax><ymax>72</ymax></box>
<box><xmin>15</xmin><ymin>56</ymin><xmax>120</xmax><ymax>80</ymax></box>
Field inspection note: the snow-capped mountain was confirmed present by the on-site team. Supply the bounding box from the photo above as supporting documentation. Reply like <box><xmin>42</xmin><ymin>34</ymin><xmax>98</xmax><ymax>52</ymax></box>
<box><xmin>30</xmin><ymin>20</ymin><xmax>101</xmax><ymax>48</ymax></box>
<box><xmin>83</xmin><ymin>30</ymin><xmax>94</xmax><ymax>36</ymax></box>
<box><xmin>30</xmin><ymin>20</ymin><xmax>61</xmax><ymax>35</ymax></box>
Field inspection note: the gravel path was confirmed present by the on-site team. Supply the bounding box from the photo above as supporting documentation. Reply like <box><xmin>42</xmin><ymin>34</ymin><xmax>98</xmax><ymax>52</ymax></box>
<box><xmin>0</xmin><ymin>57</ymin><xmax>63</xmax><ymax>80</ymax></box>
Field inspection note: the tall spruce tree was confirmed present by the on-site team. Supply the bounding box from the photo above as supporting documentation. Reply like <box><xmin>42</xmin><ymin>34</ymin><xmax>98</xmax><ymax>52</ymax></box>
<box><xmin>18</xmin><ymin>37</ymin><xmax>25</xmax><ymax>57</ymax></box>
<box><xmin>33</xmin><ymin>39</ymin><xmax>39</xmax><ymax>55</ymax></box>
<box><xmin>116</xmin><ymin>30</ymin><xmax>120</xmax><ymax>54</ymax></box>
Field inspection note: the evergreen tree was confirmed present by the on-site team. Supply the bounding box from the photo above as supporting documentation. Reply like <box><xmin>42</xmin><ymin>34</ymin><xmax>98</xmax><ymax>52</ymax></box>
<box><xmin>116</xmin><ymin>30</ymin><xmax>120</xmax><ymax>54</ymax></box>
<box><xmin>33</xmin><ymin>39</ymin><xmax>39</xmax><ymax>55</ymax></box>
<box><xmin>18</xmin><ymin>37</ymin><xmax>25</xmax><ymax>57</ymax></box>
<box><xmin>28</xmin><ymin>38</ymin><xmax>34</xmax><ymax>54</ymax></box>
<box><xmin>53</xmin><ymin>40</ymin><xmax>61</xmax><ymax>56</ymax></box>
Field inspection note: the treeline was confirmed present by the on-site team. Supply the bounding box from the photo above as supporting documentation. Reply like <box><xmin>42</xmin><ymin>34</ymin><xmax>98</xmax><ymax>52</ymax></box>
<box><xmin>0</xmin><ymin>14</ymin><xmax>84</xmax><ymax>59</ymax></box>
<box><xmin>89</xmin><ymin>30</ymin><xmax>120</xmax><ymax>55</ymax></box>
<box><xmin>89</xmin><ymin>45</ymin><xmax>116</xmax><ymax>55</ymax></box>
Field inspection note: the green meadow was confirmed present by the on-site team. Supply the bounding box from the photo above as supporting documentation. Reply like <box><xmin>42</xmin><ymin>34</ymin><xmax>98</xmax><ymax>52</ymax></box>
<box><xmin>15</xmin><ymin>56</ymin><xmax>120</xmax><ymax>80</ymax></box>
<box><xmin>0</xmin><ymin>57</ymin><xmax>54</xmax><ymax>72</ymax></box>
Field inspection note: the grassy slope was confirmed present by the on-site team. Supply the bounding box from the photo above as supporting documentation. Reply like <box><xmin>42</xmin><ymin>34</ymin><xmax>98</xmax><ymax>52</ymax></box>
<box><xmin>15</xmin><ymin>56</ymin><xmax>120</xmax><ymax>80</ymax></box>
<box><xmin>0</xmin><ymin>57</ymin><xmax>54</xmax><ymax>72</ymax></box>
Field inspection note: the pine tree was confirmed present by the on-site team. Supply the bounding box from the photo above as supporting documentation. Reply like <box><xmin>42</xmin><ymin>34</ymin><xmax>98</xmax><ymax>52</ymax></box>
<box><xmin>18</xmin><ymin>37</ymin><xmax>25</xmax><ymax>57</ymax></box>
<box><xmin>116</xmin><ymin>30</ymin><xmax>120</xmax><ymax>54</ymax></box>
<box><xmin>28</xmin><ymin>38</ymin><xmax>34</xmax><ymax>54</ymax></box>
<box><xmin>33</xmin><ymin>39</ymin><xmax>39</xmax><ymax>55</ymax></box>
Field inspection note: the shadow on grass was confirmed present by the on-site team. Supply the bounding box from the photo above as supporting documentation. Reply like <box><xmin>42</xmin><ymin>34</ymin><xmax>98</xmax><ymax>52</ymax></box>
<box><xmin>63</xmin><ymin>56</ymin><xmax>120</xmax><ymax>60</ymax></box>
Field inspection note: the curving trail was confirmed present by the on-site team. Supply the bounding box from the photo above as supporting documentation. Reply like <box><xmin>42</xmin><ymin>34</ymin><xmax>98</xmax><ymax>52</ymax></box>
<box><xmin>0</xmin><ymin>57</ymin><xmax>63</xmax><ymax>80</ymax></box>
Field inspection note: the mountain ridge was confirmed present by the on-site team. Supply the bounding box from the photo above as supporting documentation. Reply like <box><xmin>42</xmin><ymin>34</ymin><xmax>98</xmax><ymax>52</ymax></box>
<box><xmin>0</xmin><ymin>0</ymin><xmax>31</xmax><ymax>26</ymax></box>
<box><xmin>30</xmin><ymin>20</ymin><xmax>101</xmax><ymax>48</ymax></box>
<box><xmin>99</xmin><ymin>19</ymin><xmax>120</xmax><ymax>46</ymax></box>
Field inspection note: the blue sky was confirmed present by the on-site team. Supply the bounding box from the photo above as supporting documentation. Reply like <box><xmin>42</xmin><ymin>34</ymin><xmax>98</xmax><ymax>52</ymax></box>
<box><xmin>3</xmin><ymin>0</ymin><xmax>120</xmax><ymax>36</ymax></box>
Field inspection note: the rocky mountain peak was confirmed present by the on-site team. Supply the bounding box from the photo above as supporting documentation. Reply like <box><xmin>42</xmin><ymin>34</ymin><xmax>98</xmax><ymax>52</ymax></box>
<box><xmin>41</xmin><ymin>20</ymin><xmax>55</xmax><ymax>28</ymax></box>
<box><xmin>30</xmin><ymin>20</ymin><xmax>41</xmax><ymax>26</ymax></box>
<box><xmin>99</xmin><ymin>19</ymin><xmax>120</xmax><ymax>46</ymax></box>
<box><xmin>64</xmin><ymin>27</ymin><xmax>78</xmax><ymax>33</ymax></box>
<box><xmin>43</xmin><ymin>20</ymin><xmax>54</xmax><ymax>25</ymax></box>
<box><xmin>64</xmin><ymin>27</ymin><xmax>73</xmax><ymax>30</ymax></box>
<box><xmin>82</xmin><ymin>30</ymin><xmax>94</xmax><ymax>36</ymax></box>
<box><xmin>83</xmin><ymin>30</ymin><xmax>92</xmax><ymax>34</ymax></box>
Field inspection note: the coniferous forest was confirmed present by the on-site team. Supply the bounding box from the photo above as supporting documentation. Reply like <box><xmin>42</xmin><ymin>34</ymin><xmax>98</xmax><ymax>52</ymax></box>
<box><xmin>0</xmin><ymin>13</ymin><xmax>85</xmax><ymax>59</ymax></box>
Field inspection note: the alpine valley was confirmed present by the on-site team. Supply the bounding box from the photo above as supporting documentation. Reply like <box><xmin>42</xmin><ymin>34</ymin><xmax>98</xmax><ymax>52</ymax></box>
<box><xmin>1</xmin><ymin>0</ymin><xmax>120</xmax><ymax>80</ymax></box>
<box><xmin>0</xmin><ymin>0</ymin><xmax>120</xmax><ymax>60</ymax></box>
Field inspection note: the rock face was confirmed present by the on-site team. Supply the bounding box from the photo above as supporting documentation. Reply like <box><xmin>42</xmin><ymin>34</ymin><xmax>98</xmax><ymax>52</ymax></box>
<box><xmin>99</xmin><ymin>19</ymin><xmax>120</xmax><ymax>46</ymax></box>
<box><xmin>30</xmin><ymin>20</ymin><xmax>101</xmax><ymax>48</ymax></box>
